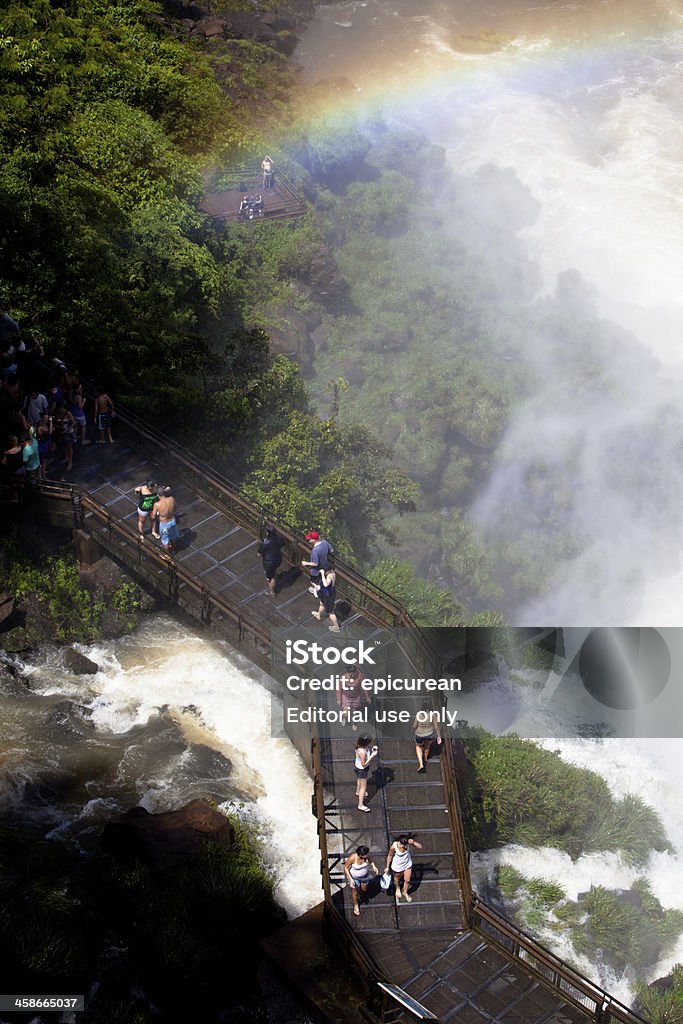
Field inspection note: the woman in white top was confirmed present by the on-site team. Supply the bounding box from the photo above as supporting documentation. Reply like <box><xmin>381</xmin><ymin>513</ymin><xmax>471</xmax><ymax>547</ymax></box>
<box><xmin>344</xmin><ymin>845</ymin><xmax>378</xmax><ymax>917</ymax></box>
<box><xmin>354</xmin><ymin>735</ymin><xmax>378</xmax><ymax>812</ymax></box>
<box><xmin>386</xmin><ymin>833</ymin><xmax>422</xmax><ymax>904</ymax></box>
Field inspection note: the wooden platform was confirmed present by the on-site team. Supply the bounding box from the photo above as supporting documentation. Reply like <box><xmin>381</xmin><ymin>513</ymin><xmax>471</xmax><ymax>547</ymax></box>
<box><xmin>200</xmin><ymin>164</ymin><xmax>306</xmax><ymax>223</ymax></box>
<box><xmin>60</xmin><ymin>438</ymin><xmax>375</xmax><ymax>639</ymax></box>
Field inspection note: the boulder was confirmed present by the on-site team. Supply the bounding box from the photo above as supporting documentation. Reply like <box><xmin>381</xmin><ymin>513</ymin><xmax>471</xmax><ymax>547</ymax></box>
<box><xmin>102</xmin><ymin>799</ymin><xmax>235</xmax><ymax>871</ymax></box>
<box><xmin>63</xmin><ymin>647</ymin><xmax>99</xmax><ymax>675</ymax></box>
<box><xmin>304</xmin><ymin>244</ymin><xmax>347</xmax><ymax>299</ymax></box>
<box><xmin>1</xmin><ymin>627</ymin><xmax>32</xmax><ymax>653</ymax></box>
<box><xmin>193</xmin><ymin>14</ymin><xmax>227</xmax><ymax>39</ymax></box>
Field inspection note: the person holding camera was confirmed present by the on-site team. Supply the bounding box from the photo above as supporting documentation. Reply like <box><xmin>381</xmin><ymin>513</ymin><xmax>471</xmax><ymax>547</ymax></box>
<box><xmin>386</xmin><ymin>833</ymin><xmax>423</xmax><ymax>903</ymax></box>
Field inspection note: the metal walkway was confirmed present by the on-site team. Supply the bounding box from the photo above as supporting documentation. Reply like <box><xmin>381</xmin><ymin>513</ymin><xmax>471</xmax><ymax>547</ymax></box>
<box><xmin>15</xmin><ymin>407</ymin><xmax>650</xmax><ymax>1024</ymax></box>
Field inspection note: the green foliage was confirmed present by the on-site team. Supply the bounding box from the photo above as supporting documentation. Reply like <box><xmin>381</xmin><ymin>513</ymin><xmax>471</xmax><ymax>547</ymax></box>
<box><xmin>368</xmin><ymin>558</ymin><xmax>465</xmax><ymax>626</ymax></box>
<box><xmin>462</xmin><ymin>734</ymin><xmax>671</xmax><ymax>864</ymax></box>
<box><xmin>299</xmin><ymin>118</ymin><xmax>372</xmax><ymax>188</ymax></box>
<box><xmin>0</xmin><ymin>817</ymin><xmax>284</xmax><ymax>1022</ymax></box>
<box><xmin>634</xmin><ymin>965</ymin><xmax>683</xmax><ymax>1024</ymax></box>
<box><xmin>243</xmin><ymin>413</ymin><xmax>420</xmax><ymax>560</ymax></box>
<box><xmin>3</xmin><ymin>551</ymin><xmax>104</xmax><ymax>642</ymax></box>
<box><xmin>557</xmin><ymin>880</ymin><xmax>683</xmax><ymax>974</ymax></box>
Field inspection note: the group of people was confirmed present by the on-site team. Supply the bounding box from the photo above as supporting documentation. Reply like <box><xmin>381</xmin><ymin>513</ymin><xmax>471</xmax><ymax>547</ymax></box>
<box><xmin>134</xmin><ymin>479</ymin><xmax>179</xmax><ymax>555</ymax></box>
<box><xmin>345</xmin><ymin>705</ymin><xmax>443</xmax><ymax>917</ymax></box>
<box><xmin>238</xmin><ymin>194</ymin><xmax>264</xmax><ymax>220</ymax></box>
<box><xmin>257</xmin><ymin>526</ymin><xmax>341</xmax><ymax>630</ymax></box>
<box><xmin>344</xmin><ymin>834</ymin><xmax>423</xmax><ymax>917</ymax></box>
<box><xmin>0</xmin><ymin>310</ymin><xmax>118</xmax><ymax>497</ymax></box>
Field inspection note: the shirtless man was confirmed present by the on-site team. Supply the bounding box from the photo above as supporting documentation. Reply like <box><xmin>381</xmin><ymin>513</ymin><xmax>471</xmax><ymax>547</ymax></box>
<box><xmin>94</xmin><ymin>389</ymin><xmax>115</xmax><ymax>443</ymax></box>
<box><xmin>152</xmin><ymin>487</ymin><xmax>179</xmax><ymax>556</ymax></box>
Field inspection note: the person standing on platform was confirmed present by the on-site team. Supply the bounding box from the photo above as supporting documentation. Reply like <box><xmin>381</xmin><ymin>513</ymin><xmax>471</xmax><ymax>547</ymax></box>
<box><xmin>413</xmin><ymin>699</ymin><xmax>442</xmax><ymax>773</ymax></box>
<box><xmin>94</xmin><ymin>389</ymin><xmax>115</xmax><ymax>444</ymax></box>
<box><xmin>386</xmin><ymin>833</ymin><xmax>422</xmax><ymax>904</ymax></box>
<box><xmin>344</xmin><ymin>846</ymin><xmax>379</xmax><ymax>917</ymax></box>
<box><xmin>261</xmin><ymin>155</ymin><xmax>274</xmax><ymax>188</ymax></box>
<box><xmin>302</xmin><ymin>531</ymin><xmax>333</xmax><ymax>595</ymax></box>
<box><xmin>258</xmin><ymin>524</ymin><xmax>285</xmax><ymax>595</ymax></box>
<box><xmin>353</xmin><ymin>735</ymin><xmax>378</xmax><ymax>813</ymax></box>
<box><xmin>311</xmin><ymin>566</ymin><xmax>340</xmax><ymax>632</ymax></box>
<box><xmin>336</xmin><ymin>665</ymin><xmax>371</xmax><ymax>730</ymax></box>
<box><xmin>152</xmin><ymin>486</ymin><xmax>179</xmax><ymax>557</ymax></box>
<box><xmin>134</xmin><ymin>479</ymin><xmax>160</xmax><ymax>539</ymax></box>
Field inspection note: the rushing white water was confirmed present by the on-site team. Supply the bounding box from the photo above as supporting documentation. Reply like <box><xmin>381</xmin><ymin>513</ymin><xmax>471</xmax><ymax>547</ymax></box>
<box><xmin>19</xmin><ymin>615</ymin><xmax>322</xmax><ymax>919</ymax></box>
<box><xmin>471</xmin><ymin>737</ymin><xmax>683</xmax><ymax>1001</ymax></box>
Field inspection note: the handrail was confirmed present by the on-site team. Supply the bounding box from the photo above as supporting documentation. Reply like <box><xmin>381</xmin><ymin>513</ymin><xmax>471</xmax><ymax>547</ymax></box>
<box><xmin>472</xmin><ymin>899</ymin><xmax>650</xmax><ymax>1024</ymax></box>
<box><xmin>311</xmin><ymin>734</ymin><xmax>388</xmax><ymax>995</ymax></box>
<box><xmin>81</xmin><ymin>389</ymin><xmax>443</xmax><ymax>660</ymax></box>
<box><xmin>438</xmin><ymin>730</ymin><xmax>473</xmax><ymax>925</ymax></box>
<box><xmin>39</xmin><ymin>487</ymin><xmax>274</xmax><ymax>647</ymax></box>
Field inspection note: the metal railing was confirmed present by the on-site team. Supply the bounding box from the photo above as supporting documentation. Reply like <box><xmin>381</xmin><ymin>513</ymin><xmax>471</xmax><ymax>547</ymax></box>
<box><xmin>472</xmin><ymin>900</ymin><xmax>650</xmax><ymax>1024</ymax></box>
<box><xmin>84</xmin><ymin>394</ymin><xmax>441</xmax><ymax>651</ymax></box>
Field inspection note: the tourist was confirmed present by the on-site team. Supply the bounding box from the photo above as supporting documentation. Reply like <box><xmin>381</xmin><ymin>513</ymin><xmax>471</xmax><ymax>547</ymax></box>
<box><xmin>336</xmin><ymin>665</ymin><xmax>371</xmax><ymax>730</ymax></box>
<box><xmin>354</xmin><ymin>735</ymin><xmax>378</xmax><ymax>813</ymax></box>
<box><xmin>302</xmin><ymin>530</ymin><xmax>333</xmax><ymax>593</ymax></box>
<box><xmin>152</xmin><ymin>486</ymin><xmax>179</xmax><ymax>557</ymax></box>
<box><xmin>36</xmin><ymin>413</ymin><xmax>53</xmax><ymax>481</ymax></box>
<box><xmin>344</xmin><ymin>845</ymin><xmax>378</xmax><ymax>917</ymax></box>
<box><xmin>386</xmin><ymin>833</ymin><xmax>422</xmax><ymax>904</ymax></box>
<box><xmin>2</xmin><ymin>434</ymin><xmax>24</xmax><ymax>502</ymax></box>
<box><xmin>257</xmin><ymin>524</ymin><xmax>285</xmax><ymax>595</ymax></box>
<box><xmin>311</xmin><ymin>565</ymin><xmax>341</xmax><ymax>632</ymax></box>
<box><xmin>94</xmin><ymin>389</ymin><xmax>115</xmax><ymax>444</ymax></box>
<box><xmin>68</xmin><ymin>383</ymin><xmax>89</xmax><ymax>446</ymax></box>
<box><xmin>413</xmin><ymin>698</ymin><xmax>442</xmax><ymax>773</ymax></box>
<box><xmin>261</xmin><ymin>155</ymin><xmax>274</xmax><ymax>188</ymax></box>
<box><xmin>53</xmin><ymin>402</ymin><xmax>77</xmax><ymax>472</ymax></box>
<box><xmin>24</xmin><ymin>389</ymin><xmax>49</xmax><ymax>426</ymax></box>
<box><xmin>22</xmin><ymin>427</ymin><xmax>40</xmax><ymax>483</ymax></box>
<box><xmin>134</xmin><ymin>479</ymin><xmax>160</xmax><ymax>538</ymax></box>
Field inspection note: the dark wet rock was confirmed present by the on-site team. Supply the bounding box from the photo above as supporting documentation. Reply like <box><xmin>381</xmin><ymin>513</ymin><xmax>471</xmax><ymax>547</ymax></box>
<box><xmin>304</xmin><ymin>244</ymin><xmax>347</xmax><ymax>299</ymax></box>
<box><xmin>183</xmin><ymin>743</ymin><xmax>232</xmax><ymax>781</ymax></box>
<box><xmin>45</xmin><ymin>700</ymin><xmax>95</xmax><ymax>740</ymax></box>
<box><xmin>102</xmin><ymin>798</ymin><xmax>235</xmax><ymax>871</ymax></box>
<box><xmin>2</xmin><ymin>627</ymin><xmax>33</xmax><ymax>653</ymax></box>
<box><xmin>63</xmin><ymin>647</ymin><xmax>99</xmax><ymax>675</ymax></box>
<box><xmin>0</xmin><ymin>590</ymin><xmax>17</xmax><ymax>633</ymax></box>
<box><xmin>381</xmin><ymin>328</ymin><xmax>413</xmax><ymax>352</ymax></box>
<box><xmin>267</xmin><ymin>306</ymin><xmax>316</xmax><ymax>366</ymax></box>
<box><xmin>0</xmin><ymin>656</ymin><xmax>30</xmax><ymax>694</ymax></box>
<box><xmin>311</xmin><ymin>76</ymin><xmax>359</xmax><ymax>97</ymax></box>
<box><xmin>194</xmin><ymin>14</ymin><xmax>227</xmax><ymax>39</ymax></box>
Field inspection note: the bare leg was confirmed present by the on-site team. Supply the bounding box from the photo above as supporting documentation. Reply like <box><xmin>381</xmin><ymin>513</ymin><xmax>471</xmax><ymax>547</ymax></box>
<box><xmin>416</xmin><ymin>743</ymin><xmax>425</xmax><ymax>771</ymax></box>
<box><xmin>358</xmin><ymin>778</ymin><xmax>370</xmax><ymax>811</ymax></box>
<box><xmin>402</xmin><ymin>867</ymin><xmax>413</xmax><ymax>901</ymax></box>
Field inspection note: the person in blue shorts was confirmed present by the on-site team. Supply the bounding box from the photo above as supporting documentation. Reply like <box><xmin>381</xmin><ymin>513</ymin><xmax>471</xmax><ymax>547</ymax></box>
<box><xmin>152</xmin><ymin>487</ymin><xmax>179</xmax><ymax>556</ymax></box>
<box><xmin>311</xmin><ymin>567</ymin><xmax>340</xmax><ymax>632</ymax></box>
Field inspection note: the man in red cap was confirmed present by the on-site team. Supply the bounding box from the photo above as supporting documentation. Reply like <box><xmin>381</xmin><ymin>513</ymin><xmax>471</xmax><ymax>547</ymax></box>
<box><xmin>302</xmin><ymin>531</ymin><xmax>333</xmax><ymax>595</ymax></box>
